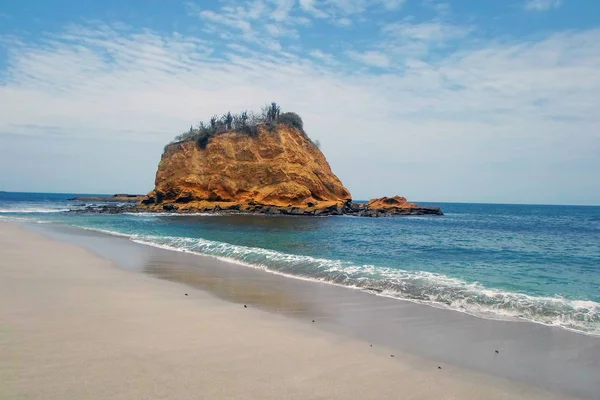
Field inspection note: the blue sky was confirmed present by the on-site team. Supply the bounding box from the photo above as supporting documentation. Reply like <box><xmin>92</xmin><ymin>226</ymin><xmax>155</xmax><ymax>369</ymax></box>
<box><xmin>1</xmin><ymin>0</ymin><xmax>599</xmax><ymax>204</ymax></box>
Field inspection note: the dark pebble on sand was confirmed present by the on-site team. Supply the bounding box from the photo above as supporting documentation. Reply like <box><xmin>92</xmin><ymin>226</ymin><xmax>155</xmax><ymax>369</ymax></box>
<box><xmin>390</xmin><ymin>355</ymin><xmax>394</xmax><ymax>357</ymax></box>
<box><xmin>185</xmin><ymin>293</ymin><xmax>188</xmax><ymax>296</ymax></box>
<box><xmin>244</xmin><ymin>305</ymin><xmax>247</xmax><ymax>308</ymax></box>
<box><xmin>312</xmin><ymin>320</ymin><xmax>315</xmax><ymax>323</ymax></box>
<box><xmin>495</xmin><ymin>349</ymin><xmax>499</xmax><ymax>354</ymax></box>
<box><xmin>438</xmin><ymin>366</ymin><xmax>442</xmax><ymax>369</ymax></box>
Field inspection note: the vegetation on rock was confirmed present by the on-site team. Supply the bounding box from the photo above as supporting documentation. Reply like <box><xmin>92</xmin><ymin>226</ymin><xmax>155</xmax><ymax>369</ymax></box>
<box><xmin>139</xmin><ymin>103</ymin><xmax>443</xmax><ymax>217</ymax></box>
<box><xmin>172</xmin><ymin>102</ymin><xmax>307</xmax><ymax>149</ymax></box>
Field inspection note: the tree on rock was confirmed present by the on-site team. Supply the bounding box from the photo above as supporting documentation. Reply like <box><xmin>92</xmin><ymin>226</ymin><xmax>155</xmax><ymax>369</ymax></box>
<box><xmin>278</xmin><ymin>112</ymin><xmax>304</xmax><ymax>132</ymax></box>
<box><xmin>225</xmin><ymin>112</ymin><xmax>233</xmax><ymax>130</ymax></box>
<box><xmin>171</xmin><ymin>103</ymin><xmax>311</xmax><ymax>149</ymax></box>
<box><xmin>266</xmin><ymin>102</ymin><xmax>280</xmax><ymax>122</ymax></box>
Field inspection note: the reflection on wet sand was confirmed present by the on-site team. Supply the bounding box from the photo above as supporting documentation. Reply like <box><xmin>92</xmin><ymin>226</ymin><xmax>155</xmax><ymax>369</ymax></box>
<box><xmin>143</xmin><ymin>252</ymin><xmax>320</xmax><ymax>317</ymax></box>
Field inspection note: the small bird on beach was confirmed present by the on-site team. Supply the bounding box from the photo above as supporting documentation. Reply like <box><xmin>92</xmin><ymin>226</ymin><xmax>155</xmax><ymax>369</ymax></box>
<box><xmin>244</xmin><ymin>305</ymin><xmax>247</xmax><ymax>308</ymax></box>
<box><xmin>438</xmin><ymin>366</ymin><xmax>442</xmax><ymax>369</ymax></box>
<box><xmin>312</xmin><ymin>320</ymin><xmax>315</xmax><ymax>323</ymax></box>
<box><xmin>390</xmin><ymin>354</ymin><xmax>394</xmax><ymax>357</ymax></box>
<box><xmin>495</xmin><ymin>349</ymin><xmax>499</xmax><ymax>354</ymax></box>
<box><xmin>185</xmin><ymin>293</ymin><xmax>188</xmax><ymax>296</ymax></box>
<box><xmin>370</xmin><ymin>344</ymin><xmax>372</xmax><ymax>347</ymax></box>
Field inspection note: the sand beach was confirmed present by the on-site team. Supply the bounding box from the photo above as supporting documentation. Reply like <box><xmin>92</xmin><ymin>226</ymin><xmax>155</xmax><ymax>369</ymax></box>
<box><xmin>0</xmin><ymin>221</ymin><xmax>591</xmax><ymax>399</ymax></box>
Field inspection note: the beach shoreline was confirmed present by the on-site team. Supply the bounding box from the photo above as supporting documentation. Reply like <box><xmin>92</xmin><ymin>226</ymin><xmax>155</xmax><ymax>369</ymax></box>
<box><xmin>0</xmin><ymin>220</ymin><xmax>596</xmax><ymax>399</ymax></box>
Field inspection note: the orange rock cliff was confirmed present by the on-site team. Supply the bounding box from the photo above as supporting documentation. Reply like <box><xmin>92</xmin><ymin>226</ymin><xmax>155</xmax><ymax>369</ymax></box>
<box><xmin>140</xmin><ymin>124</ymin><xmax>442</xmax><ymax>216</ymax></box>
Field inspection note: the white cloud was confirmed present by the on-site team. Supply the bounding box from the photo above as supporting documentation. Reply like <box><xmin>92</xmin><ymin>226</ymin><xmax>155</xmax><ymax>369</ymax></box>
<box><xmin>199</xmin><ymin>10</ymin><xmax>254</xmax><ymax>34</ymax></box>
<box><xmin>325</xmin><ymin>0</ymin><xmax>369</xmax><ymax>14</ymax></box>
<box><xmin>380</xmin><ymin>20</ymin><xmax>472</xmax><ymax>59</ymax></box>
<box><xmin>524</xmin><ymin>0</ymin><xmax>562</xmax><ymax>11</ymax></box>
<box><xmin>264</xmin><ymin>23</ymin><xmax>299</xmax><ymax>38</ymax></box>
<box><xmin>382</xmin><ymin>20</ymin><xmax>470</xmax><ymax>42</ymax></box>
<box><xmin>297</xmin><ymin>0</ymin><xmax>406</xmax><ymax>25</ymax></box>
<box><xmin>347</xmin><ymin>50</ymin><xmax>391</xmax><ymax>67</ymax></box>
<box><xmin>334</xmin><ymin>17</ymin><xmax>353</xmax><ymax>27</ymax></box>
<box><xmin>299</xmin><ymin>0</ymin><xmax>329</xmax><ymax>18</ymax></box>
<box><xmin>422</xmin><ymin>0</ymin><xmax>451</xmax><ymax>16</ymax></box>
<box><xmin>271</xmin><ymin>0</ymin><xmax>296</xmax><ymax>22</ymax></box>
<box><xmin>380</xmin><ymin>0</ymin><xmax>407</xmax><ymax>10</ymax></box>
<box><xmin>309</xmin><ymin>49</ymin><xmax>337</xmax><ymax>65</ymax></box>
<box><xmin>0</xmin><ymin>20</ymin><xmax>599</xmax><ymax>203</ymax></box>
<box><xmin>187</xmin><ymin>1</ymin><xmax>303</xmax><ymax>48</ymax></box>
<box><xmin>245</xmin><ymin>0</ymin><xmax>268</xmax><ymax>19</ymax></box>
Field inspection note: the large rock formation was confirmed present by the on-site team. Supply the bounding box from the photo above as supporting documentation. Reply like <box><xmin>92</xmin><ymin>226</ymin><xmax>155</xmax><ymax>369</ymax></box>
<box><xmin>140</xmin><ymin>124</ymin><xmax>442</xmax><ymax>217</ymax></box>
<box><xmin>141</xmin><ymin>125</ymin><xmax>352</xmax><ymax>214</ymax></box>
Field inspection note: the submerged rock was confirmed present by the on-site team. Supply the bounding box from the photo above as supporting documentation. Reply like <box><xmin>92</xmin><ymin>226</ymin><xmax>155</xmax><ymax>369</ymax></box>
<box><xmin>69</xmin><ymin>194</ymin><xmax>146</xmax><ymax>202</ymax></box>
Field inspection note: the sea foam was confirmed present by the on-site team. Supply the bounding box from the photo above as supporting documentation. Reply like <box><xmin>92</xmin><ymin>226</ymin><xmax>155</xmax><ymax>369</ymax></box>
<box><xmin>108</xmin><ymin>230</ymin><xmax>600</xmax><ymax>336</ymax></box>
<box><xmin>0</xmin><ymin>208</ymin><xmax>69</xmax><ymax>213</ymax></box>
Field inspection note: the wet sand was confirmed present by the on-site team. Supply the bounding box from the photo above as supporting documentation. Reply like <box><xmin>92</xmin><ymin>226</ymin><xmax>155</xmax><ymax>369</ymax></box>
<box><xmin>0</xmin><ymin>221</ymin><xmax>596</xmax><ymax>399</ymax></box>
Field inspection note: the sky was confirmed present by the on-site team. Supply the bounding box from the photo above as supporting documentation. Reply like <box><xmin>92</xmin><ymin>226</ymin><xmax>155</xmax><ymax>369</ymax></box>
<box><xmin>0</xmin><ymin>0</ymin><xmax>599</xmax><ymax>205</ymax></box>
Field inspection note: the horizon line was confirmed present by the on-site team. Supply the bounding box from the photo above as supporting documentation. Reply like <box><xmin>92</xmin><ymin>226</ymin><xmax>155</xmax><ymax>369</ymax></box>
<box><xmin>1</xmin><ymin>190</ymin><xmax>599</xmax><ymax>208</ymax></box>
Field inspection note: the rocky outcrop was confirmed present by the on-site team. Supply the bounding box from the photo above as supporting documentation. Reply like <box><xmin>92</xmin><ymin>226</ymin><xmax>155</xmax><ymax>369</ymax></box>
<box><xmin>140</xmin><ymin>125</ymin><xmax>351</xmax><ymax>214</ymax></box>
<box><xmin>348</xmin><ymin>196</ymin><xmax>443</xmax><ymax>217</ymax></box>
<box><xmin>139</xmin><ymin>124</ymin><xmax>442</xmax><ymax>217</ymax></box>
<box><xmin>367</xmin><ymin>196</ymin><xmax>416</xmax><ymax>210</ymax></box>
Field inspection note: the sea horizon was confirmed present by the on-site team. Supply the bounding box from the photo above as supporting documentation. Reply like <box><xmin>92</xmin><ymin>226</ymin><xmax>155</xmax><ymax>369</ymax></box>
<box><xmin>1</xmin><ymin>190</ymin><xmax>599</xmax><ymax>208</ymax></box>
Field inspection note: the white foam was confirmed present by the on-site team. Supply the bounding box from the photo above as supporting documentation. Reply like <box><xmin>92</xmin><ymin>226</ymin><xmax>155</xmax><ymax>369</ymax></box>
<box><xmin>124</xmin><ymin>212</ymin><xmax>228</xmax><ymax>217</ymax></box>
<box><xmin>75</xmin><ymin>226</ymin><xmax>138</xmax><ymax>239</ymax></box>
<box><xmin>130</xmin><ymin>237</ymin><xmax>364</xmax><ymax>290</ymax></box>
<box><xmin>137</xmin><ymin>234</ymin><xmax>600</xmax><ymax>334</ymax></box>
<box><xmin>0</xmin><ymin>215</ymin><xmax>30</xmax><ymax>221</ymax></box>
<box><xmin>0</xmin><ymin>208</ymin><xmax>69</xmax><ymax>213</ymax></box>
<box><xmin>59</xmin><ymin>225</ymin><xmax>600</xmax><ymax>337</ymax></box>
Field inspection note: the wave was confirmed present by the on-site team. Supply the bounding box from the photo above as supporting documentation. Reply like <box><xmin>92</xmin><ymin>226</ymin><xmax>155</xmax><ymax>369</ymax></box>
<box><xmin>91</xmin><ymin>231</ymin><xmax>599</xmax><ymax>337</ymax></box>
<box><xmin>75</xmin><ymin>225</ymin><xmax>140</xmax><ymax>238</ymax></box>
<box><xmin>0</xmin><ymin>215</ymin><xmax>31</xmax><ymax>221</ymax></box>
<box><xmin>29</xmin><ymin>219</ymin><xmax>598</xmax><ymax>337</ymax></box>
<box><xmin>124</xmin><ymin>212</ymin><xmax>219</xmax><ymax>217</ymax></box>
<box><xmin>0</xmin><ymin>208</ymin><xmax>69</xmax><ymax>213</ymax></box>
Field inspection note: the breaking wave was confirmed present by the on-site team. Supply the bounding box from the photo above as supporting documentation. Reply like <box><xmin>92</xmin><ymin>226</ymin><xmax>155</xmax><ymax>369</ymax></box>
<box><xmin>98</xmin><ymin>231</ymin><xmax>600</xmax><ymax>336</ymax></box>
<box><xmin>0</xmin><ymin>207</ymin><xmax>69</xmax><ymax>213</ymax></box>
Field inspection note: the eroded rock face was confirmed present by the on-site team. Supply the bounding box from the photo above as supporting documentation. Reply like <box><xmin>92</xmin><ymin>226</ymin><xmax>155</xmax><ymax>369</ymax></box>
<box><xmin>141</xmin><ymin>125</ymin><xmax>352</xmax><ymax>213</ymax></box>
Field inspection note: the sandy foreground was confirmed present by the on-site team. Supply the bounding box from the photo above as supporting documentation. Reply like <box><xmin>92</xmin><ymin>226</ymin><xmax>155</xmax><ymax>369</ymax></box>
<box><xmin>0</xmin><ymin>221</ymin><xmax>576</xmax><ymax>399</ymax></box>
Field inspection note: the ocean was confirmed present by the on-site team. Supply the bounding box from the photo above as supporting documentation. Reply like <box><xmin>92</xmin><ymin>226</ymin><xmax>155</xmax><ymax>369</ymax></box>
<box><xmin>2</xmin><ymin>191</ymin><xmax>599</xmax><ymax>336</ymax></box>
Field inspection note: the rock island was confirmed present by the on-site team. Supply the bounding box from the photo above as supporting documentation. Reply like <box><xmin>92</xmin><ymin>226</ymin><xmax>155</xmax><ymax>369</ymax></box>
<box><xmin>139</xmin><ymin>103</ymin><xmax>442</xmax><ymax>217</ymax></box>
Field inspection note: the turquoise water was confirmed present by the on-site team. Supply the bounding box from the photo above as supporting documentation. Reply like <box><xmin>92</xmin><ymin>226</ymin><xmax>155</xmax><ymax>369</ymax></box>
<box><xmin>2</xmin><ymin>192</ymin><xmax>599</xmax><ymax>335</ymax></box>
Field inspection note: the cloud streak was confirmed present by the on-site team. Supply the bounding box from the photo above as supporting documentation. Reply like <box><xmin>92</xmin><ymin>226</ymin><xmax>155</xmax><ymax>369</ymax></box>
<box><xmin>347</xmin><ymin>50</ymin><xmax>390</xmax><ymax>67</ymax></box>
<box><xmin>524</xmin><ymin>0</ymin><xmax>562</xmax><ymax>11</ymax></box>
